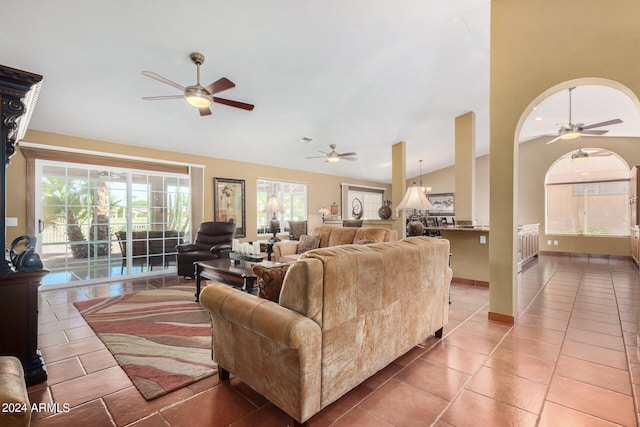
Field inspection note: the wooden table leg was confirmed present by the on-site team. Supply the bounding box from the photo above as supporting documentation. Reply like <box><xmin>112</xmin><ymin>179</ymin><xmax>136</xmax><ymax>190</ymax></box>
<box><xmin>194</xmin><ymin>263</ymin><xmax>202</xmax><ymax>302</ymax></box>
<box><xmin>243</xmin><ymin>275</ymin><xmax>257</xmax><ymax>294</ymax></box>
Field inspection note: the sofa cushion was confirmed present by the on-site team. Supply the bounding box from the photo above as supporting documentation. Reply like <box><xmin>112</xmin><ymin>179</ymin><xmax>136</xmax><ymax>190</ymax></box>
<box><xmin>280</xmin><ymin>254</ymin><xmax>302</xmax><ymax>263</ymax></box>
<box><xmin>327</xmin><ymin>227</ymin><xmax>358</xmax><ymax>247</ymax></box>
<box><xmin>309</xmin><ymin>225</ymin><xmax>335</xmax><ymax>248</ymax></box>
<box><xmin>297</xmin><ymin>234</ymin><xmax>321</xmax><ymax>254</ymax></box>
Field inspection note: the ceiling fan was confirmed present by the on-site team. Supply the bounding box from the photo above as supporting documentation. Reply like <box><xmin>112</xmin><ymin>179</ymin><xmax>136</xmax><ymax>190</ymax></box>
<box><xmin>569</xmin><ymin>139</ymin><xmax>613</xmax><ymax>161</ymax></box>
<box><xmin>306</xmin><ymin>144</ymin><xmax>357</xmax><ymax>162</ymax></box>
<box><xmin>142</xmin><ymin>52</ymin><xmax>254</xmax><ymax>117</ymax></box>
<box><xmin>546</xmin><ymin>87</ymin><xmax>622</xmax><ymax>144</ymax></box>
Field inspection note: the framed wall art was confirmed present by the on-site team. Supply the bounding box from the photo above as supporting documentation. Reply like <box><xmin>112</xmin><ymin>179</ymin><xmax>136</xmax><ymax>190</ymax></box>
<box><xmin>427</xmin><ymin>192</ymin><xmax>455</xmax><ymax>216</ymax></box>
<box><xmin>214</xmin><ymin>178</ymin><xmax>246</xmax><ymax>238</ymax></box>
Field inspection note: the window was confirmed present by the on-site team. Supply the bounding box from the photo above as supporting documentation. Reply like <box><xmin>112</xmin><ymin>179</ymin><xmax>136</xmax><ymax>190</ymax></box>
<box><xmin>545</xmin><ymin>148</ymin><xmax>630</xmax><ymax>236</ymax></box>
<box><xmin>257</xmin><ymin>179</ymin><xmax>307</xmax><ymax>234</ymax></box>
<box><xmin>341</xmin><ymin>184</ymin><xmax>385</xmax><ymax>220</ymax></box>
<box><xmin>38</xmin><ymin>162</ymin><xmax>191</xmax><ymax>286</ymax></box>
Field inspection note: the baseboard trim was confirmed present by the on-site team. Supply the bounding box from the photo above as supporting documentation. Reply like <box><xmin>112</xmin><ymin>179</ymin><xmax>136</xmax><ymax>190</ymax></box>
<box><xmin>452</xmin><ymin>277</ymin><xmax>489</xmax><ymax>288</ymax></box>
<box><xmin>538</xmin><ymin>251</ymin><xmax>633</xmax><ymax>262</ymax></box>
<box><xmin>488</xmin><ymin>311</ymin><xmax>515</xmax><ymax>325</ymax></box>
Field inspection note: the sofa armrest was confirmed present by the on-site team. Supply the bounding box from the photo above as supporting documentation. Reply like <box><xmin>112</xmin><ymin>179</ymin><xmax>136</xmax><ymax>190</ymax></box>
<box><xmin>209</xmin><ymin>243</ymin><xmax>232</xmax><ymax>254</ymax></box>
<box><xmin>273</xmin><ymin>241</ymin><xmax>299</xmax><ymax>262</ymax></box>
<box><xmin>200</xmin><ymin>284</ymin><xmax>322</xmax><ymax>423</ymax></box>
<box><xmin>201</xmin><ymin>283</ymin><xmax>320</xmax><ymax>347</ymax></box>
<box><xmin>176</xmin><ymin>243</ymin><xmax>199</xmax><ymax>252</ymax></box>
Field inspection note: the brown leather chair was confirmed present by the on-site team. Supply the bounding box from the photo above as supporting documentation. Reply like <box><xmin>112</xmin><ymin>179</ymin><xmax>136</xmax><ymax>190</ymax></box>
<box><xmin>176</xmin><ymin>222</ymin><xmax>235</xmax><ymax>278</ymax></box>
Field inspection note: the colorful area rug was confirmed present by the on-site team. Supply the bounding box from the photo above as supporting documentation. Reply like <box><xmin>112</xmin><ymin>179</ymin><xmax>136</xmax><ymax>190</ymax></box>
<box><xmin>73</xmin><ymin>285</ymin><xmax>217</xmax><ymax>400</ymax></box>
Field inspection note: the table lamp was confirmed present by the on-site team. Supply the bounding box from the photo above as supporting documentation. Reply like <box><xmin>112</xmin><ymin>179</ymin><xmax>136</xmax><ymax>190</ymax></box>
<box><xmin>396</xmin><ymin>182</ymin><xmax>433</xmax><ymax>236</ymax></box>
<box><xmin>264</xmin><ymin>195</ymin><xmax>285</xmax><ymax>242</ymax></box>
<box><xmin>318</xmin><ymin>207</ymin><xmax>330</xmax><ymax>223</ymax></box>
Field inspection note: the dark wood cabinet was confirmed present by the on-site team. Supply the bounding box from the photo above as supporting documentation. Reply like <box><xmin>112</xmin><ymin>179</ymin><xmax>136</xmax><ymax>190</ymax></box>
<box><xmin>0</xmin><ymin>270</ymin><xmax>48</xmax><ymax>385</ymax></box>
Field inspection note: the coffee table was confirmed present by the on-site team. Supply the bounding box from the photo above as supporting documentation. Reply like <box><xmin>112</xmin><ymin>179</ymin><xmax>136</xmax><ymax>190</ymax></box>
<box><xmin>194</xmin><ymin>258</ymin><xmax>259</xmax><ymax>302</ymax></box>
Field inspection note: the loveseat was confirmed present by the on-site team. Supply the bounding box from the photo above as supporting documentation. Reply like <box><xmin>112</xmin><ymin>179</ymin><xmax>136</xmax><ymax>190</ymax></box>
<box><xmin>272</xmin><ymin>225</ymin><xmax>397</xmax><ymax>263</ymax></box>
<box><xmin>200</xmin><ymin>236</ymin><xmax>452</xmax><ymax>425</ymax></box>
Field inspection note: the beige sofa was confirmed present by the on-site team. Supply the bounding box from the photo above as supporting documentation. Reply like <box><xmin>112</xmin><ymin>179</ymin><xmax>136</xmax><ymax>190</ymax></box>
<box><xmin>200</xmin><ymin>236</ymin><xmax>452</xmax><ymax>425</ymax></box>
<box><xmin>0</xmin><ymin>356</ymin><xmax>31</xmax><ymax>427</ymax></box>
<box><xmin>272</xmin><ymin>225</ymin><xmax>398</xmax><ymax>263</ymax></box>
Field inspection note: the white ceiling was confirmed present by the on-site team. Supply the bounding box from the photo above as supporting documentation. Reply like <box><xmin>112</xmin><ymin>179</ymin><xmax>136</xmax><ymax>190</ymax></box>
<box><xmin>2</xmin><ymin>1</ymin><xmax>638</xmax><ymax>183</ymax></box>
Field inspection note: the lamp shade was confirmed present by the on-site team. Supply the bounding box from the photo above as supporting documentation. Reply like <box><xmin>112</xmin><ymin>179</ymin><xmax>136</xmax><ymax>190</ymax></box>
<box><xmin>264</xmin><ymin>195</ymin><xmax>284</xmax><ymax>213</ymax></box>
<box><xmin>396</xmin><ymin>183</ymin><xmax>433</xmax><ymax>216</ymax></box>
<box><xmin>317</xmin><ymin>207</ymin><xmax>330</xmax><ymax>215</ymax></box>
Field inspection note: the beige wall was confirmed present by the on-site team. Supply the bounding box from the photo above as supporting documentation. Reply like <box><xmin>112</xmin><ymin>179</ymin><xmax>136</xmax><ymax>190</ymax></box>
<box><xmin>490</xmin><ymin>0</ymin><xmax>640</xmax><ymax>318</ymax></box>
<box><xmin>7</xmin><ymin>130</ymin><xmax>392</xmax><ymax>243</ymax></box>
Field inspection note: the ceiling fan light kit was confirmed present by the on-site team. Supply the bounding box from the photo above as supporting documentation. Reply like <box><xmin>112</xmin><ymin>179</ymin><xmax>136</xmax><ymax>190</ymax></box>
<box><xmin>184</xmin><ymin>85</ymin><xmax>212</xmax><ymax>108</ymax></box>
<box><xmin>571</xmin><ymin>150</ymin><xmax>589</xmax><ymax>161</ymax></box>
<box><xmin>142</xmin><ymin>52</ymin><xmax>254</xmax><ymax>116</ymax></box>
<box><xmin>559</xmin><ymin>130</ymin><xmax>581</xmax><ymax>140</ymax></box>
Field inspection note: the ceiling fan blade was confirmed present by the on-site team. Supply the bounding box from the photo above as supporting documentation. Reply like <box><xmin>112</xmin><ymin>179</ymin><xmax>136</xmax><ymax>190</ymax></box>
<box><xmin>546</xmin><ymin>135</ymin><xmax>563</xmax><ymax>144</ymax></box>
<box><xmin>199</xmin><ymin>107</ymin><xmax>212</xmax><ymax>117</ymax></box>
<box><xmin>213</xmin><ymin>97</ymin><xmax>255</xmax><ymax>111</ymax></box>
<box><xmin>142</xmin><ymin>95</ymin><xmax>183</xmax><ymax>101</ymax></box>
<box><xmin>580</xmin><ymin>118</ymin><xmax>623</xmax><ymax>130</ymax></box>
<box><xmin>338</xmin><ymin>152</ymin><xmax>357</xmax><ymax>157</ymax></box>
<box><xmin>141</xmin><ymin>71</ymin><xmax>185</xmax><ymax>91</ymax></box>
<box><xmin>340</xmin><ymin>157</ymin><xmax>358</xmax><ymax>161</ymax></box>
<box><xmin>581</xmin><ymin>129</ymin><xmax>608</xmax><ymax>136</ymax></box>
<box><xmin>204</xmin><ymin>77</ymin><xmax>235</xmax><ymax>95</ymax></box>
<box><xmin>590</xmin><ymin>150</ymin><xmax>612</xmax><ymax>157</ymax></box>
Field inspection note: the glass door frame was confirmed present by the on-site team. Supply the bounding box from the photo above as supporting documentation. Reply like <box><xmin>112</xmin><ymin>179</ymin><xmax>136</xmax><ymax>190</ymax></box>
<box><xmin>34</xmin><ymin>159</ymin><xmax>192</xmax><ymax>288</ymax></box>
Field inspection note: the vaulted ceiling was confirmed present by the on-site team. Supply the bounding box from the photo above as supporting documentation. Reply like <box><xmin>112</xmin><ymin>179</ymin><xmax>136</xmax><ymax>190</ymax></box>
<box><xmin>2</xmin><ymin>1</ymin><xmax>638</xmax><ymax>183</ymax></box>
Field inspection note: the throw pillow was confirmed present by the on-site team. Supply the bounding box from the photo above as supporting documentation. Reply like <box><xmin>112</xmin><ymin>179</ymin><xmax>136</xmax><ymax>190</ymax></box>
<box><xmin>253</xmin><ymin>263</ymin><xmax>291</xmax><ymax>302</ymax></box>
<box><xmin>296</xmin><ymin>234</ymin><xmax>321</xmax><ymax>254</ymax></box>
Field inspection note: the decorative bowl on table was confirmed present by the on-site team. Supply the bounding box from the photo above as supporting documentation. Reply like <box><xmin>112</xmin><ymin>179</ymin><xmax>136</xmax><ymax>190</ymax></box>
<box><xmin>229</xmin><ymin>251</ymin><xmax>263</xmax><ymax>264</ymax></box>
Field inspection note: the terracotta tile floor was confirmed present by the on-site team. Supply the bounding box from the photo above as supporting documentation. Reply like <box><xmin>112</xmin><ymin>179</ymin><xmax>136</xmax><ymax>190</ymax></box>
<box><xmin>28</xmin><ymin>254</ymin><xmax>640</xmax><ymax>426</ymax></box>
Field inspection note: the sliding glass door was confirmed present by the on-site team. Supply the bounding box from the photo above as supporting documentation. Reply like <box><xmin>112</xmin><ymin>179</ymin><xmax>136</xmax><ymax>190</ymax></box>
<box><xmin>36</xmin><ymin>161</ymin><xmax>191</xmax><ymax>286</ymax></box>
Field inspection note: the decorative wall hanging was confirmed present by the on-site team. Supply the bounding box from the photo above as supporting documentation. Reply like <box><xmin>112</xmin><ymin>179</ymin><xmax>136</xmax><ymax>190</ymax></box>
<box><xmin>426</xmin><ymin>192</ymin><xmax>455</xmax><ymax>217</ymax></box>
<box><xmin>214</xmin><ymin>178</ymin><xmax>246</xmax><ymax>238</ymax></box>
<box><xmin>351</xmin><ymin>198</ymin><xmax>363</xmax><ymax>219</ymax></box>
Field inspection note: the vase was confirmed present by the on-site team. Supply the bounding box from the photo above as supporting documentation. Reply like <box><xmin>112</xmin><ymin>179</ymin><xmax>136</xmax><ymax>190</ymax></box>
<box><xmin>378</xmin><ymin>200</ymin><xmax>392</xmax><ymax>220</ymax></box>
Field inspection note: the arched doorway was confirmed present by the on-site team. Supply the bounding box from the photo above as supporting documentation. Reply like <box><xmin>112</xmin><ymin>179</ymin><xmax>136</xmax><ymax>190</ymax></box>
<box><xmin>515</xmin><ymin>79</ymin><xmax>640</xmax><ymax>259</ymax></box>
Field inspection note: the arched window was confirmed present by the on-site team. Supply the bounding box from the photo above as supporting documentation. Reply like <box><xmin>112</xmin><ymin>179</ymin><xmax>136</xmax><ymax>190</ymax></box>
<box><xmin>545</xmin><ymin>148</ymin><xmax>630</xmax><ymax>236</ymax></box>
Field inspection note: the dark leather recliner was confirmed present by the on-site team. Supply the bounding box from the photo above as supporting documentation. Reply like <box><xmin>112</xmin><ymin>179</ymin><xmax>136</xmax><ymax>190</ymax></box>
<box><xmin>176</xmin><ymin>222</ymin><xmax>235</xmax><ymax>278</ymax></box>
